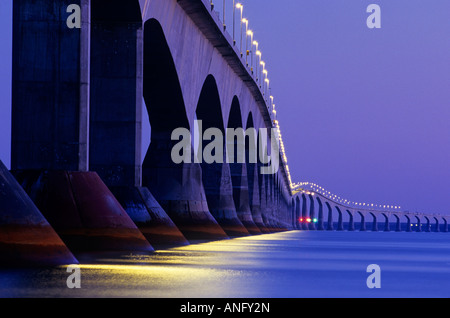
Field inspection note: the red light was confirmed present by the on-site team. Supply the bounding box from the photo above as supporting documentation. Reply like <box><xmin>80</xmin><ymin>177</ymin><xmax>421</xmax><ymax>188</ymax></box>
<box><xmin>299</xmin><ymin>218</ymin><xmax>303</xmax><ymax>223</ymax></box>
<box><xmin>307</xmin><ymin>218</ymin><xmax>312</xmax><ymax>223</ymax></box>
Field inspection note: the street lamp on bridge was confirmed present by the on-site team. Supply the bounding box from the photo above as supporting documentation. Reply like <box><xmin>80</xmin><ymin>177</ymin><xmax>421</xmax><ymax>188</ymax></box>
<box><xmin>235</xmin><ymin>3</ymin><xmax>243</xmax><ymax>49</ymax></box>
<box><xmin>241</xmin><ymin>18</ymin><xmax>248</xmax><ymax>57</ymax></box>
<box><xmin>255</xmin><ymin>49</ymin><xmax>261</xmax><ymax>82</ymax></box>
<box><xmin>259</xmin><ymin>60</ymin><xmax>265</xmax><ymax>88</ymax></box>
<box><xmin>246</xmin><ymin>29</ymin><xmax>253</xmax><ymax>68</ymax></box>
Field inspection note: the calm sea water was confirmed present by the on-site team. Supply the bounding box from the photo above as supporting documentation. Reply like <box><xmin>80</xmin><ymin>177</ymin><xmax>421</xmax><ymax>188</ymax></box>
<box><xmin>1</xmin><ymin>231</ymin><xmax>449</xmax><ymax>298</ymax></box>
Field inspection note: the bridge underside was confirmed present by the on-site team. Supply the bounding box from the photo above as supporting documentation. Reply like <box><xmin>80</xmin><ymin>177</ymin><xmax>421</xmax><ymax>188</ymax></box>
<box><xmin>5</xmin><ymin>0</ymin><xmax>294</xmax><ymax>266</ymax></box>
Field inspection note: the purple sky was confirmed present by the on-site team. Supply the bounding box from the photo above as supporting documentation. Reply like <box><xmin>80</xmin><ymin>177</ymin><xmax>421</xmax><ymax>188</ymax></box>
<box><xmin>1</xmin><ymin>1</ymin><xmax>449</xmax><ymax>214</ymax></box>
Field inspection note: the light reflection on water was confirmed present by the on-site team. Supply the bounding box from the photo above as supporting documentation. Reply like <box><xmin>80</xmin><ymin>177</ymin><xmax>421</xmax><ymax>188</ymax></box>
<box><xmin>1</xmin><ymin>231</ymin><xmax>450</xmax><ymax>298</ymax></box>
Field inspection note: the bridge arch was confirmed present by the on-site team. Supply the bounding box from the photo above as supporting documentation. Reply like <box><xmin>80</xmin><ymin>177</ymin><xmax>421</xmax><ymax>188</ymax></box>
<box><xmin>346</xmin><ymin>210</ymin><xmax>355</xmax><ymax>231</ymax></box>
<box><xmin>228</xmin><ymin>96</ymin><xmax>259</xmax><ymax>234</ymax></box>
<box><xmin>295</xmin><ymin>196</ymin><xmax>301</xmax><ymax>230</ymax></box>
<box><xmin>414</xmin><ymin>216</ymin><xmax>422</xmax><ymax>232</ymax></box>
<box><xmin>405</xmin><ymin>215</ymin><xmax>412</xmax><ymax>232</ymax></box>
<box><xmin>424</xmin><ymin>216</ymin><xmax>431</xmax><ymax>232</ymax></box>
<box><xmin>308</xmin><ymin>194</ymin><xmax>316</xmax><ymax>231</ymax></box>
<box><xmin>357</xmin><ymin>211</ymin><xmax>366</xmax><ymax>231</ymax></box>
<box><xmin>141</xmin><ymin>18</ymin><xmax>227</xmax><ymax>241</ymax></box>
<box><xmin>414</xmin><ymin>215</ymin><xmax>422</xmax><ymax>232</ymax></box>
<box><xmin>335</xmin><ymin>206</ymin><xmax>344</xmax><ymax>231</ymax></box>
<box><xmin>301</xmin><ymin>193</ymin><xmax>308</xmax><ymax>230</ymax></box>
<box><xmin>442</xmin><ymin>217</ymin><xmax>449</xmax><ymax>232</ymax></box>
<box><xmin>245</xmin><ymin>112</ymin><xmax>266</xmax><ymax>232</ymax></box>
<box><xmin>325</xmin><ymin>202</ymin><xmax>334</xmax><ymax>231</ymax></box>
<box><xmin>382</xmin><ymin>213</ymin><xmax>390</xmax><ymax>232</ymax></box>
<box><xmin>291</xmin><ymin>198</ymin><xmax>296</xmax><ymax>229</ymax></box>
<box><xmin>433</xmin><ymin>217</ymin><xmax>440</xmax><ymax>232</ymax></box>
<box><xmin>256</xmin><ymin>130</ymin><xmax>269</xmax><ymax>231</ymax></box>
<box><xmin>393</xmin><ymin>214</ymin><xmax>401</xmax><ymax>232</ymax></box>
<box><xmin>196</xmin><ymin>75</ymin><xmax>248</xmax><ymax>237</ymax></box>
<box><xmin>370</xmin><ymin>212</ymin><xmax>378</xmax><ymax>232</ymax></box>
<box><xmin>316</xmin><ymin>197</ymin><xmax>325</xmax><ymax>231</ymax></box>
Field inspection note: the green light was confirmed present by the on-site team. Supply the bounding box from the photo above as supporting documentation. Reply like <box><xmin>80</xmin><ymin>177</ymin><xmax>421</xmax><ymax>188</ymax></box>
<box><xmin>313</xmin><ymin>218</ymin><xmax>318</xmax><ymax>223</ymax></box>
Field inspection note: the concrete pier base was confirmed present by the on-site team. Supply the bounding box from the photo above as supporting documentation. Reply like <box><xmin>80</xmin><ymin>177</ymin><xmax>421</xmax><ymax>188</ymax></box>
<box><xmin>111</xmin><ymin>186</ymin><xmax>189</xmax><ymax>249</ymax></box>
<box><xmin>0</xmin><ymin>162</ymin><xmax>78</xmax><ymax>267</ymax></box>
<box><xmin>14</xmin><ymin>171</ymin><xmax>153</xmax><ymax>253</ymax></box>
<box><xmin>202</xmin><ymin>163</ymin><xmax>250</xmax><ymax>238</ymax></box>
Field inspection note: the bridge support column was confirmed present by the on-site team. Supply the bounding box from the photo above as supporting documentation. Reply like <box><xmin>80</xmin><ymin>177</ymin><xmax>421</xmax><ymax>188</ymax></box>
<box><xmin>326</xmin><ymin>204</ymin><xmax>334</xmax><ymax>231</ymax></box>
<box><xmin>258</xmin><ymin>172</ymin><xmax>270</xmax><ymax>232</ymax></box>
<box><xmin>110</xmin><ymin>186</ymin><xmax>189</xmax><ymax>249</ymax></box>
<box><xmin>229</xmin><ymin>151</ymin><xmax>260</xmax><ymax>234</ymax></box>
<box><xmin>248</xmin><ymin>166</ymin><xmax>267</xmax><ymax>233</ymax></box>
<box><xmin>89</xmin><ymin>3</ymin><xmax>143</xmax><ymax>188</ymax></box>
<box><xmin>434</xmin><ymin>218</ymin><xmax>440</xmax><ymax>233</ymax></box>
<box><xmin>424</xmin><ymin>218</ymin><xmax>431</xmax><ymax>232</ymax></box>
<box><xmin>395</xmin><ymin>215</ymin><xmax>402</xmax><ymax>232</ymax></box>
<box><xmin>317</xmin><ymin>200</ymin><xmax>325</xmax><ymax>231</ymax></box>
<box><xmin>405</xmin><ymin>216</ymin><xmax>412</xmax><ymax>232</ymax></box>
<box><xmin>416</xmin><ymin>218</ymin><xmax>422</xmax><ymax>232</ymax></box>
<box><xmin>371</xmin><ymin>214</ymin><xmax>378</xmax><ymax>232</ymax></box>
<box><xmin>337</xmin><ymin>208</ymin><xmax>344</xmax><ymax>231</ymax></box>
<box><xmin>308</xmin><ymin>195</ymin><xmax>316</xmax><ymax>231</ymax></box>
<box><xmin>347</xmin><ymin>211</ymin><xmax>355</xmax><ymax>231</ymax></box>
<box><xmin>0</xmin><ymin>161</ymin><xmax>78</xmax><ymax>267</ymax></box>
<box><xmin>359</xmin><ymin>212</ymin><xmax>366</xmax><ymax>231</ymax></box>
<box><xmin>301</xmin><ymin>194</ymin><xmax>309</xmax><ymax>231</ymax></box>
<box><xmin>383</xmin><ymin>214</ymin><xmax>390</xmax><ymax>232</ymax></box>
<box><xmin>203</xmin><ymin>162</ymin><xmax>250</xmax><ymax>237</ymax></box>
<box><xmin>443</xmin><ymin>219</ymin><xmax>448</xmax><ymax>232</ymax></box>
<box><xmin>12</xmin><ymin>0</ymin><xmax>158</xmax><ymax>253</ymax></box>
<box><xmin>12</xmin><ymin>0</ymin><xmax>90</xmax><ymax>172</ymax></box>
<box><xmin>143</xmin><ymin>138</ymin><xmax>229</xmax><ymax>242</ymax></box>
<box><xmin>15</xmin><ymin>170</ymin><xmax>153</xmax><ymax>253</ymax></box>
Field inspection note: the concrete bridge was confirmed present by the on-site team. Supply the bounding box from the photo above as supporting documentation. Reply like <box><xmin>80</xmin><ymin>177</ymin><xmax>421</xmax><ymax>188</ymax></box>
<box><xmin>3</xmin><ymin>0</ymin><xmax>294</xmax><ymax>266</ymax></box>
<box><xmin>291</xmin><ymin>187</ymin><xmax>448</xmax><ymax>233</ymax></box>
<box><xmin>1</xmin><ymin>0</ymin><xmax>447</xmax><ymax>267</ymax></box>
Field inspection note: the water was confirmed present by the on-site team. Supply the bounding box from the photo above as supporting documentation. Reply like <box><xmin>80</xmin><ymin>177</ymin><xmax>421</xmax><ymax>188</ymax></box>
<box><xmin>1</xmin><ymin>231</ymin><xmax>450</xmax><ymax>298</ymax></box>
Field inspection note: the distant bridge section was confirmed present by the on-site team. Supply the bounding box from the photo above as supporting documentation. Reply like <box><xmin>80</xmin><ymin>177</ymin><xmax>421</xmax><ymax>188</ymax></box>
<box><xmin>291</xmin><ymin>187</ymin><xmax>448</xmax><ymax>233</ymax></box>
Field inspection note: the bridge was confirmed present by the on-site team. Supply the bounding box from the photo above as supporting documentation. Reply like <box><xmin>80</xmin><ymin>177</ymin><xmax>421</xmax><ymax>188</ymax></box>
<box><xmin>291</xmin><ymin>183</ymin><xmax>448</xmax><ymax>233</ymax></box>
<box><xmin>0</xmin><ymin>0</ymin><xmax>446</xmax><ymax>267</ymax></box>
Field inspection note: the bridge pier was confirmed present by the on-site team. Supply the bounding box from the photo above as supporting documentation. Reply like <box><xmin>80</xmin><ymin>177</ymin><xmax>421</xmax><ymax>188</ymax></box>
<box><xmin>326</xmin><ymin>203</ymin><xmax>334</xmax><ymax>231</ymax></box>
<box><xmin>295</xmin><ymin>197</ymin><xmax>301</xmax><ymax>230</ymax></box>
<box><xmin>301</xmin><ymin>194</ymin><xmax>309</xmax><ymax>231</ymax></box>
<box><xmin>371</xmin><ymin>214</ymin><xmax>378</xmax><ymax>232</ymax></box>
<box><xmin>308</xmin><ymin>195</ymin><xmax>316</xmax><ymax>231</ymax></box>
<box><xmin>15</xmin><ymin>170</ymin><xmax>154</xmax><ymax>253</ymax></box>
<box><xmin>424</xmin><ymin>217</ymin><xmax>431</xmax><ymax>232</ymax></box>
<box><xmin>383</xmin><ymin>214</ymin><xmax>390</xmax><ymax>232</ymax></box>
<box><xmin>358</xmin><ymin>212</ymin><xmax>366</xmax><ymax>231</ymax></box>
<box><xmin>143</xmin><ymin>141</ymin><xmax>229</xmax><ymax>242</ymax></box>
<box><xmin>110</xmin><ymin>186</ymin><xmax>189</xmax><ymax>249</ymax></box>
<box><xmin>246</xmin><ymin>153</ymin><xmax>267</xmax><ymax>233</ymax></box>
<box><xmin>11</xmin><ymin>0</ymin><xmax>159</xmax><ymax>254</ymax></box>
<box><xmin>0</xmin><ymin>161</ymin><xmax>78</xmax><ymax>267</ymax></box>
<box><xmin>434</xmin><ymin>217</ymin><xmax>439</xmax><ymax>232</ymax></box>
<box><xmin>395</xmin><ymin>215</ymin><xmax>402</xmax><ymax>232</ymax></box>
<box><xmin>405</xmin><ymin>216</ymin><xmax>412</xmax><ymax>232</ymax></box>
<box><xmin>258</xmin><ymin>171</ymin><xmax>271</xmax><ymax>232</ymax></box>
<box><xmin>415</xmin><ymin>217</ymin><xmax>422</xmax><ymax>232</ymax></box>
<box><xmin>443</xmin><ymin>219</ymin><xmax>448</xmax><ymax>232</ymax></box>
<box><xmin>230</xmin><ymin>162</ymin><xmax>261</xmax><ymax>235</ymax></box>
<box><xmin>336</xmin><ymin>207</ymin><xmax>344</xmax><ymax>231</ymax></box>
<box><xmin>347</xmin><ymin>210</ymin><xmax>355</xmax><ymax>231</ymax></box>
<box><xmin>317</xmin><ymin>199</ymin><xmax>325</xmax><ymax>231</ymax></box>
